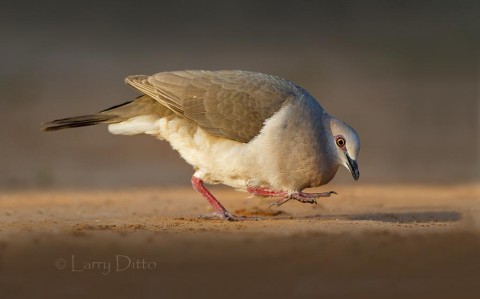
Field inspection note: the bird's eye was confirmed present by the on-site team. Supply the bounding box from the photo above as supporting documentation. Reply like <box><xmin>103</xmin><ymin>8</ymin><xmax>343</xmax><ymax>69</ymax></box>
<box><xmin>336</xmin><ymin>137</ymin><xmax>346</xmax><ymax>147</ymax></box>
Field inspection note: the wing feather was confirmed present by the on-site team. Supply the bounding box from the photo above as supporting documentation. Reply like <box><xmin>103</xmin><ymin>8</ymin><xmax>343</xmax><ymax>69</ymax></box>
<box><xmin>125</xmin><ymin>70</ymin><xmax>303</xmax><ymax>142</ymax></box>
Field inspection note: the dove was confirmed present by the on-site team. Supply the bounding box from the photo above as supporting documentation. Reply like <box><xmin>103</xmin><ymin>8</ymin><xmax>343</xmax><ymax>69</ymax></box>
<box><xmin>42</xmin><ymin>70</ymin><xmax>360</xmax><ymax>220</ymax></box>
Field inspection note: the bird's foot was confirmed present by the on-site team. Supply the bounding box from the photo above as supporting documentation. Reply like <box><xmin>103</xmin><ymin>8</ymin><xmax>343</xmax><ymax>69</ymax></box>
<box><xmin>269</xmin><ymin>198</ymin><xmax>291</xmax><ymax>207</ymax></box>
<box><xmin>198</xmin><ymin>212</ymin><xmax>260</xmax><ymax>221</ymax></box>
<box><xmin>193</xmin><ymin>176</ymin><xmax>260</xmax><ymax>221</ymax></box>
<box><xmin>270</xmin><ymin>191</ymin><xmax>337</xmax><ymax>207</ymax></box>
<box><xmin>292</xmin><ymin>191</ymin><xmax>337</xmax><ymax>200</ymax></box>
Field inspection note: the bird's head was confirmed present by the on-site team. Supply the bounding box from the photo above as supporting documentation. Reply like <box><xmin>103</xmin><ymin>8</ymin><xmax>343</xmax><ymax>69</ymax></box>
<box><xmin>329</xmin><ymin>118</ymin><xmax>360</xmax><ymax>181</ymax></box>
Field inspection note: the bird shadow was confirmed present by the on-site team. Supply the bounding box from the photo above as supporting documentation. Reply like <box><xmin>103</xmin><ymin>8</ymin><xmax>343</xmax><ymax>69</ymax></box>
<box><xmin>303</xmin><ymin>211</ymin><xmax>462</xmax><ymax>223</ymax></box>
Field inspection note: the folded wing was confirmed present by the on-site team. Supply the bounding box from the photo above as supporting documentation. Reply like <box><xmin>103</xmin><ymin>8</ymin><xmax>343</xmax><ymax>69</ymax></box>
<box><xmin>125</xmin><ymin>70</ymin><xmax>302</xmax><ymax>143</ymax></box>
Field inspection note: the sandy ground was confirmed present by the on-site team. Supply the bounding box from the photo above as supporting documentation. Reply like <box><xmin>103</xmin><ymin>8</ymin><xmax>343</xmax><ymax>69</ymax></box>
<box><xmin>0</xmin><ymin>184</ymin><xmax>479</xmax><ymax>299</ymax></box>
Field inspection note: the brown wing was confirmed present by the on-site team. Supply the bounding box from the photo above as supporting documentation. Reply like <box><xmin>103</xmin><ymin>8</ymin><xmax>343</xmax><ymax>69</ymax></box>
<box><xmin>125</xmin><ymin>70</ymin><xmax>302</xmax><ymax>143</ymax></box>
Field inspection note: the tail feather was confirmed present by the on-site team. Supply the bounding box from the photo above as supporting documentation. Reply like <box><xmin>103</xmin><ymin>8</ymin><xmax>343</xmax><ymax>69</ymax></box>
<box><xmin>41</xmin><ymin>114</ymin><xmax>118</xmax><ymax>131</ymax></box>
<box><xmin>42</xmin><ymin>95</ymin><xmax>167</xmax><ymax>132</ymax></box>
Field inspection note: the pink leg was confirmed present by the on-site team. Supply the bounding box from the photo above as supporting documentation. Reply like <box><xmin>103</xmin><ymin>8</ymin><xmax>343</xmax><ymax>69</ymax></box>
<box><xmin>247</xmin><ymin>186</ymin><xmax>337</xmax><ymax>207</ymax></box>
<box><xmin>246</xmin><ymin>187</ymin><xmax>288</xmax><ymax>198</ymax></box>
<box><xmin>191</xmin><ymin>176</ymin><xmax>255</xmax><ymax>221</ymax></box>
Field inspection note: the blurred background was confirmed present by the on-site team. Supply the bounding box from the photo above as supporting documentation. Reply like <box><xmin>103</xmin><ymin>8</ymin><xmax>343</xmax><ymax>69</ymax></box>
<box><xmin>0</xmin><ymin>0</ymin><xmax>478</xmax><ymax>189</ymax></box>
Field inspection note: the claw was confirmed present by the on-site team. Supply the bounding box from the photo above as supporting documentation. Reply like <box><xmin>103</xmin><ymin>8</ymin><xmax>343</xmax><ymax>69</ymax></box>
<box><xmin>287</xmin><ymin>190</ymin><xmax>337</xmax><ymax>205</ymax></box>
<box><xmin>198</xmin><ymin>212</ymin><xmax>260</xmax><ymax>221</ymax></box>
<box><xmin>295</xmin><ymin>197</ymin><xmax>317</xmax><ymax>205</ymax></box>
<box><xmin>270</xmin><ymin>197</ymin><xmax>291</xmax><ymax>207</ymax></box>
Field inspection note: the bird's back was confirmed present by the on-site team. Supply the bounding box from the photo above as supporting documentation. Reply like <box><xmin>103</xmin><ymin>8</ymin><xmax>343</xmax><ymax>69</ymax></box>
<box><xmin>125</xmin><ymin>70</ymin><xmax>320</xmax><ymax>143</ymax></box>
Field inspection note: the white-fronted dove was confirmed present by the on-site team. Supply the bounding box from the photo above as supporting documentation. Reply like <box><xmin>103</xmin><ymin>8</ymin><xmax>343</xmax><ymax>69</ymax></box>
<box><xmin>43</xmin><ymin>70</ymin><xmax>360</xmax><ymax>220</ymax></box>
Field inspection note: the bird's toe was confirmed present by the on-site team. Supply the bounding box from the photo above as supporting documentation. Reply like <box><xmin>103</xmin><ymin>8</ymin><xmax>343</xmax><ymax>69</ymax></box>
<box><xmin>198</xmin><ymin>212</ymin><xmax>260</xmax><ymax>221</ymax></box>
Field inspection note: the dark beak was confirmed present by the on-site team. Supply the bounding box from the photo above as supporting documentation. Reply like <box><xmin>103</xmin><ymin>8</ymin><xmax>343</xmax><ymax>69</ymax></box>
<box><xmin>346</xmin><ymin>153</ymin><xmax>360</xmax><ymax>181</ymax></box>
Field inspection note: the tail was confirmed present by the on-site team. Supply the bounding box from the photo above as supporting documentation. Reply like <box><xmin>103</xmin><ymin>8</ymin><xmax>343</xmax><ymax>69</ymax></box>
<box><xmin>41</xmin><ymin>100</ymin><xmax>133</xmax><ymax>132</ymax></box>
<box><xmin>41</xmin><ymin>114</ymin><xmax>120</xmax><ymax>131</ymax></box>
<box><xmin>41</xmin><ymin>95</ymin><xmax>165</xmax><ymax>132</ymax></box>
